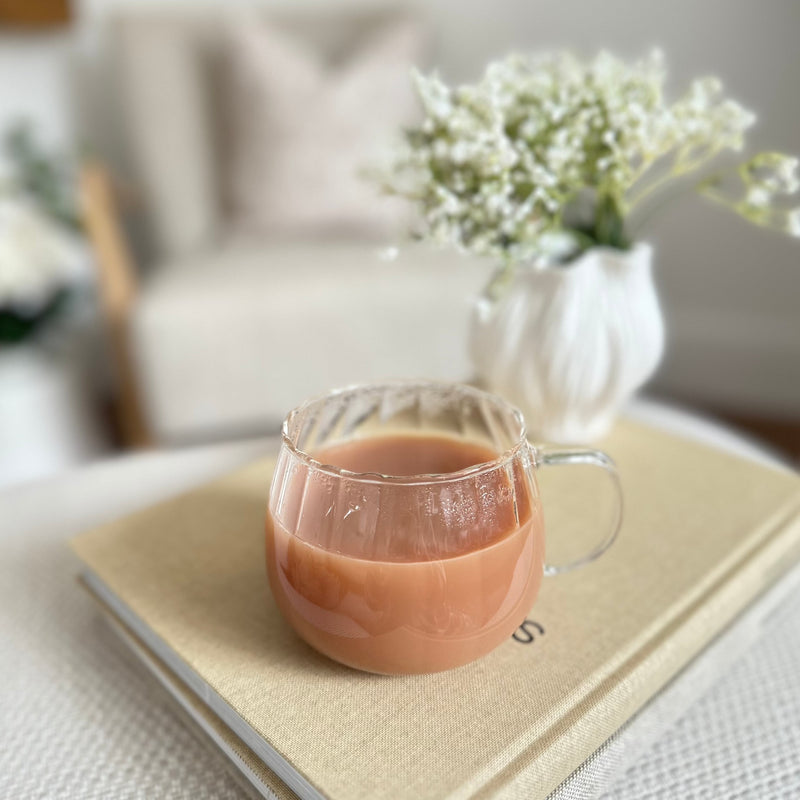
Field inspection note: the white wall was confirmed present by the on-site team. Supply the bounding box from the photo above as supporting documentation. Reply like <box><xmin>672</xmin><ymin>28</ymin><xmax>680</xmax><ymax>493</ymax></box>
<box><xmin>0</xmin><ymin>32</ymin><xmax>74</xmax><ymax>166</ymax></box>
<box><xmin>1</xmin><ymin>0</ymin><xmax>798</xmax><ymax>417</ymax></box>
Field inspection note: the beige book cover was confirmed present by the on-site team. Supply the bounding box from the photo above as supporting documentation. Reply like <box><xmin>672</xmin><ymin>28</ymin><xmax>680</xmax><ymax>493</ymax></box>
<box><xmin>71</xmin><ymin>421</ymin><xmax>800</xmax><ymax>800</ymax></box>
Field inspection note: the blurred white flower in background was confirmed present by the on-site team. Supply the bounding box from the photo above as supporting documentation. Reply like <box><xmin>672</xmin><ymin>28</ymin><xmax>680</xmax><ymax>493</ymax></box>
<box><xmin>0</xmin><ymin>197</ymin><xmax>88</xmax><ymax>314</ymax></box>
<box><xmin>0</xmin><ymin>122</ymin><xmax>91</xmax><ymax>344</ymax></box>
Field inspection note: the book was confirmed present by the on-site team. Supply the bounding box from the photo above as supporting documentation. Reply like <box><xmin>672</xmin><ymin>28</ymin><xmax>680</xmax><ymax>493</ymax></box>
<box><xmin>91</xmin><ymin>591</ymin><xmax>296</xmax><ymax>800</ymax></box>
<box><xmin>71</xmin><ymin>420</ymin><xmax>800</xmax><ymax>800</ymax></box>
<box><xmin>89</xmin><ymin>543</ymin><xmax>800</xmax><ymax>800</ymax></box>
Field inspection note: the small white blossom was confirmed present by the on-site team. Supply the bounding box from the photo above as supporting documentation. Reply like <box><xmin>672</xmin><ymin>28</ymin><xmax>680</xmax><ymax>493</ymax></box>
<box><xmin>0</xmin><ymin>198</ymin><xmax>87</xmax><ymax>311</ymax></box>
<box><xmin>746</xmin><ymin>187</ymin><xmax>772</xmax><ymax>208</ymax></box>
<box><xmin>778</xmin><ymin>157</ymin><xmax>800</xmax><ymax>193</ymax></box>
<box><xmin>787</xmin><ymin>208</ymin><xmax>800</xmax><ymax>237</ymax></box>
<box><xmin>747</xmin><ymin>153</ymin><xmax>800</xmax><ymax>193</ymax></box>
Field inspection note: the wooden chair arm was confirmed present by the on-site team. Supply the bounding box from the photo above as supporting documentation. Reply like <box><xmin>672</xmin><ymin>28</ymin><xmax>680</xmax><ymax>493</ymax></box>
<box><xmin>79</xmin><ymin>160</ymin><xmax>152</xmax><ymax>448</ymax></box>
<box><xmin>79</xmin><ymin>161</ymin><xmax>138</xmax><ymax>321</ymax></box>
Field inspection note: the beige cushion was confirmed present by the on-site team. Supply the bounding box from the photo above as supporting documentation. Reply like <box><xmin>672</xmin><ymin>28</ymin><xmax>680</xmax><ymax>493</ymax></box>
<box><xmin>131</xmin><ymin>241</ymin><xmax>489</xmax><ymax>443</ymax></box>
<box><xmin>113</xmin><ymin>14</ymin><xmax>221</xmax><ymax>259</ymax></box>
<box><xmin>112</xmin><ymin>8</ymin><xmax>428</xmax><ymax>260</ymax></box>
<box><xmin>221</xmin><ymin>15</ymin><xmax>424</xmax><ymax>238</ymax></box>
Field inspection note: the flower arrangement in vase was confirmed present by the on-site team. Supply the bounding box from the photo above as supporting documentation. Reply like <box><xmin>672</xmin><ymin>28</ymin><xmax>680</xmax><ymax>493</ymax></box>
<box><xmin>0</xmin><ymin>122</ymin><xmax>86</xmax><ymax>345</ymax></box>
<box><xmin>378</xmin><ymin>50</ymin><xmax>799</xmax><ymax>442</ymax></box>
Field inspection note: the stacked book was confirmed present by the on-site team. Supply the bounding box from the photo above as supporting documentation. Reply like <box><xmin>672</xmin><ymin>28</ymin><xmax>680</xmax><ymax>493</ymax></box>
<box><xmin>71</xmin><ymin>419</ymin><xmax>800</xmax><ymax>799</ymax></box>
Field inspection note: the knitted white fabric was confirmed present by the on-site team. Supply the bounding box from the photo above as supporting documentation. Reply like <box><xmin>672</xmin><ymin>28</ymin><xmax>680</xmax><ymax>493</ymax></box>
<box><xmin>602</xmin><ymin>581</ymin><xmax>800</xmax><ymax>800</ymax></box>
<box><xmin>0</xmin><ymin>440</ymin><xmax>274</xmax><ymax>800</ymax></box>
<box><xmin>549</xmin><ymin>559</ymin><xmax>800</xmax><ymax>800</ymax></box>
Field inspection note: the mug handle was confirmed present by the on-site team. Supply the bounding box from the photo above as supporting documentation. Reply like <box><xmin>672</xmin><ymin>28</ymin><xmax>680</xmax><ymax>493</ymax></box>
<box><xmin>533</xmin><ymin>445</ymin><xmax>623</xmax><ymax>576</ymax></box>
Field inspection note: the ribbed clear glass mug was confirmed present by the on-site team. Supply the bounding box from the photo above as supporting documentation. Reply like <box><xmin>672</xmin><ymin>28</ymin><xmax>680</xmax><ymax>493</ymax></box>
<box><xmin>266</xmin><ymin>382</ymin><xmax>621</xmax><ymax>674</ymax></box>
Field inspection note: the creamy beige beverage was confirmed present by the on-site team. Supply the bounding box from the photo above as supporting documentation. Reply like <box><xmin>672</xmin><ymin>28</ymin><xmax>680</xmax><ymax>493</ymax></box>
<box><xmin>266</xmin><ymin>434</ymin><xmax>545</xmax><ymax>674</ymax></box>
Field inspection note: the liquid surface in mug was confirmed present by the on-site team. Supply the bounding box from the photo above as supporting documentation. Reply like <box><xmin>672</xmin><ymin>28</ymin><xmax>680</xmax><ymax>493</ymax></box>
<box><xmin>266</xmin><ymin>434</ymin><xmax>544</xmax><ymax>674</ymax></box>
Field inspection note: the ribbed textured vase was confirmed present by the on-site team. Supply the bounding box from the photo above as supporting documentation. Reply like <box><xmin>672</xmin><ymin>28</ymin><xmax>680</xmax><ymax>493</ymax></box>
<box><xmin>470</xmin><ymin>243</ymin><xmax>665</xmax><ymax>443</ymax></box>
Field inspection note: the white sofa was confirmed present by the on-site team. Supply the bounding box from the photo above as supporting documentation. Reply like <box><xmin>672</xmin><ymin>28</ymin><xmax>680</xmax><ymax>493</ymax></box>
<box><xmin>87</xmin><ymin>7</ymin><xmax>489</xmax><ymax>445</ymax></box>
<box><xmin>132</xmin><ymin>239</ymin><xmax>487</xmax><ymax>442</ymax></box>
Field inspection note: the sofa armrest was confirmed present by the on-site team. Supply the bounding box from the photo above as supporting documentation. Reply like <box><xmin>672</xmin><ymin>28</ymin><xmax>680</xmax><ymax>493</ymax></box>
<box><xmin>79</xmin><ymin>160</ymin><xmax>152</xmax><ymax>448</ymax></box>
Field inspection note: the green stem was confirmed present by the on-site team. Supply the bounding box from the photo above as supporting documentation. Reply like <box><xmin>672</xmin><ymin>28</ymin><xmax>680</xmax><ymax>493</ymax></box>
<box><xmin>627</xmin><ymin>145</ymin><xmax>723</xmax><ymax>211</ymax></box>
<box><xmin>593</xmin><ymin>193</ymin><xmax>630</xmax><ymax>249</ymax></box>
<box><xmin>698</xmin><ymin>185</ymin><xmax>788</xmax><ymax>234</ymax></box>
<box><xmin>628</xmin><ymin>179</ymin><xmax>695</xmax><ymax>236</ymax></box>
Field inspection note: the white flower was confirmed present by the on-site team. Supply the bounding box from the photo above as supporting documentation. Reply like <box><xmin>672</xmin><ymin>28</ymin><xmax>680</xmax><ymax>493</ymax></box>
<box><xmin>740</xmin><ymin>152</ymin><xmax>800</xmax><ymax>197</ymax></box>
<box><xmin>746</xmin><ymin>187</ymin><xmax>772</xmax><ymax>208</ymax></box>
<box><xmin>787</xmin><ymin>208</ymin><xmax>800</xmax><ymax>237</ymax></box>
<box><xmin>0</xmin><ymin>197</ymin><xmax>88</xmax><ymax>311</ymax></box>
<box><xmin>758</xmin><ymin>154</ymin><xmax>800</xmax><ymax>193</ymax></box>
<box><xmin>379</xmin><ymin>49</ymin><xmax>797</xmax><ymax>261</ymax></box>
<box><xmin>777</xmin><ymin>156</ymin><xmax>800</xmax><ymax>193</ymax></box>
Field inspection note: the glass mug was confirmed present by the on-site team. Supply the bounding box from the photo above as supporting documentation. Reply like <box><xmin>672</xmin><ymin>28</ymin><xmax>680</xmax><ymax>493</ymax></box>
<box><xmin>266</xmin><ymin>382</ymin><xmax>621</xmax><ymax>674</ymax></box>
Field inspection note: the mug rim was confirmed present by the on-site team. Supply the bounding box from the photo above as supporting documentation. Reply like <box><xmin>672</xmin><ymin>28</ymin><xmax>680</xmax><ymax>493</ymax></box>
<box><xmin>281</xmin><ymin>380</ymin><xmax>532</xmax><ymax>486</ymax></box>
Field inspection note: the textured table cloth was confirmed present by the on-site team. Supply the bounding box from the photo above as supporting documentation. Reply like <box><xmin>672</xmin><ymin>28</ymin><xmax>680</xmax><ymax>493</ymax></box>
<box><xmin>1</xmin><ymin>402</ymin><xmax>798</xmax><ymax>799</ymax></box>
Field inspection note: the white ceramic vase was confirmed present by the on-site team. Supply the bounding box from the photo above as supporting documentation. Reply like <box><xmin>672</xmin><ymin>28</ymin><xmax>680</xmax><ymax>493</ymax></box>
<box><xmin>470</xmin><ymin>242</ymin><xmax>665</xmax><ymax>443</ymax></box>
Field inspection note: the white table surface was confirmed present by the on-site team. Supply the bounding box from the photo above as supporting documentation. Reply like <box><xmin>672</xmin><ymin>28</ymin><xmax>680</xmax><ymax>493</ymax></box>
<box><xmin>1</xmin><ymin>400</ymin><xmax>798</xmax><ymax>800</ymax></box>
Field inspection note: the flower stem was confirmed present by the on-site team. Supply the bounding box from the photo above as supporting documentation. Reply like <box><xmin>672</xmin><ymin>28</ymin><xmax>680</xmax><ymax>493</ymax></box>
<box><xmin>593</xmin><ymin>194</ymin><xmax>630</xmax><ymax>249</ymax></box>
